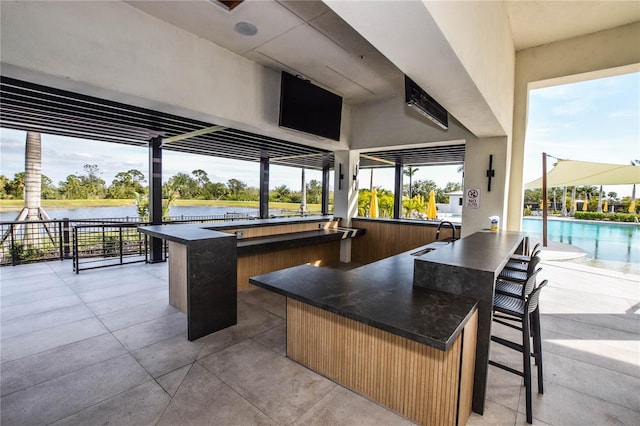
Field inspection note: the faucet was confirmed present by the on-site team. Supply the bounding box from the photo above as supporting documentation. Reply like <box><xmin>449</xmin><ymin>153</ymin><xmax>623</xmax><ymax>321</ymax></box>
<box><xmin>435</xmin><ymin>221</ymin><xmax>457</xmax><ymax>241</ymax></box>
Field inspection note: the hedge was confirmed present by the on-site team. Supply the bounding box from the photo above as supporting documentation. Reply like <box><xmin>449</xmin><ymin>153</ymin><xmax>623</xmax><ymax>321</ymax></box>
<box><xmin>574</xmin><ymin>212</ymin><xmax>639</xmax><ymax>222</ymax></box>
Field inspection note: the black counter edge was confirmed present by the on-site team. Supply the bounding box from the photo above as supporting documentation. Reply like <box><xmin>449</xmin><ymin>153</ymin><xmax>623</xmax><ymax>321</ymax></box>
<box><xmin>249</xmin><ymin>277</ymin><xmax>477</xmax><ymax>351</ymax></box>
<box><xmin>238</xmin><ymin>228</ymin><xmax>365</xmax><ymax>255</ymax></box>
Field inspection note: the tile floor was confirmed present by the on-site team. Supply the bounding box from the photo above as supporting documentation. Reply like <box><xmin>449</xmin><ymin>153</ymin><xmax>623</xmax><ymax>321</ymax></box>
<box><xmin>1</xmin><ymin>259</ymin><xmax>638</xmax><ymax>425</ymax></box>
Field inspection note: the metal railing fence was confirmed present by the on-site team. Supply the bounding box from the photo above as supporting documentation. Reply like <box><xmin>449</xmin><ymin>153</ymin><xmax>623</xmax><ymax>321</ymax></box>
<box><xmin>72</xmin><ymin>223</ymin><xmax>151</xmax><ymax>272</ymax></box>
<box><xmin>0</xmin><ymin>213</ymin><xmax>254</xmax><ymax>269</ymax></box>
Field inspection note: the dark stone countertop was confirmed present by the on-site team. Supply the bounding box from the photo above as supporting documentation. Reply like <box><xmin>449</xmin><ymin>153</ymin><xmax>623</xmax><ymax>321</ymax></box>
<box><xmin>202</xmin><ymin>215</ymin><xmax>338</xmax><ymax>231</ymax></box>
<box><xmin>137</xmin><ymin>216</ymin><xmax>338</xmax><ymax>245</ymax></box>
<box><xmin>137</xmin><ymin>224</ymin><xmax>232</xmax><ymax>245</ymax></box>
<box><xmin>352</xmin><ymin>217</ymin><xmax>462</xmax><ymax>229</ymax></box>
<box><xmin>250</xmin><ymin>243</ymin><xmax>478</xmax><ymax>351</ymax></box>
<box><xmin>415</xmin><ymin>230</ymin><xmax>526</xmax><ymax>274</ymax></box>
<box><xmin>237</xmin><ymin>228</ymin><xmax>364</xmax><ymax>255</ymax></box>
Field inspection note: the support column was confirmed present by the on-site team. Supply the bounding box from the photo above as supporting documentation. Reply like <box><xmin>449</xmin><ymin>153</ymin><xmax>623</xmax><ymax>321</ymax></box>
<box><xmin>394</xmin><ymin>162</ymin><xmax>403</xmax><ymax>219</ymax></box>
<box><xmin>321</xmin><ymin>160</ymin><xmax>330</xmax><ymax>215</ymax></box>
<box><xmin>333</xmin><ymin>150</ymin><xmax>359</xmax><ymax>262</ymax></box>
<box><xmin>461</xmin><ymin>136</ymin><xmax>509</xmax><ymax>237</ymax></box>
<box><xmin>259</xmin><ymin>156</ymin><xmax>269</xmax><ymax>219</ymax></box>
<box><xmin>149</xmin><ymin>136</ymin><xmax>163</xmax><ymax>263</ymax></box>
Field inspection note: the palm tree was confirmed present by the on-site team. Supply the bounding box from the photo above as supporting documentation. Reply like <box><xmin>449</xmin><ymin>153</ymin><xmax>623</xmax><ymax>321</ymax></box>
<box><xmin>569</xmin><ymin>186</ymin><xmax>577</xmax><ymax>216</ymax></box>
<box><xmin>24</xmin><ymin>132</ymin><xmax>43</xmax><ymax>219</ymax></box>
<box><xmin>300</xmin><ymin>168</ymin><xmax>307</xmax><ymax>215</ymax></box>
<box><xmin>2</xmin><ymin>132</ymin><xmax>53</xmax><ymax>250</ymax></box>
<box><xmin>403</xmin><ymin>166</ymin><xmax>419</xmax><ymax>198</ymax></box>
<box><xmin>630</xmin><ymin>160</ymin><xmax>639</xmax><ymax>213</ymax></box>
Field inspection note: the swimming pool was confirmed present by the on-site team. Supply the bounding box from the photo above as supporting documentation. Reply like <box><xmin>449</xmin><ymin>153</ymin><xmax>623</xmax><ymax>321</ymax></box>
<box><xmin>522</xmin><ymin>218</ymin><xmax>639</xmax><ymax>264</ymax></box>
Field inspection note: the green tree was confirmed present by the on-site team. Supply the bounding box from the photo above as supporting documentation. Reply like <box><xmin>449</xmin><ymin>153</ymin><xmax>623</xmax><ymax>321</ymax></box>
<box><xmin>271</xmin><ymin>185</ymin><xmax>291</xmax><ymax>202</ymax></box>
<box><xmin>403</xmin><ymin>167</ymin><xmax>419</xmax><ymax>198</ymax></box>
<box><xmin>41</xmin><ymin>175</ymin><xmax>59</xmax><ymax>199</ymax></box>
<box><xmin>165</xmin><ymin>172</ymin><xmax>198</xmax><ymax>199</ymax></box>
<box><xmin>524</xmin><ymin>188</ymin><xmax>542</xmax><ymax>204</ymax></box>
<box><xmin>202</xmin><ymin>181</ymin><xmax>227</xmax><ymax>200</ymax></box>
<box><xmin>133</xmin><ymin>191</ymin><xmax>149</xmax><ymax>221</ymax></box>
<box><xmin>5</xmin><ymin>172</ymin><xmax>25</xmax><ymax>199</ymax></box>
<box><xmin>59</xmin><ymin>174</ymin><xmax>85</xmax><ymax>199</ymax></box>
<box><xmin>0</xmin><ymin>175</ymin><xmax>8</xmax><ymax>199</ymax></box>
<box><xmin>439</xmin><ymin>182</ymin><xmax>462</xmax><ymax>203</ymax></box>
<box><xmin>411</xmin><ymin>179</ymin><xmax>437</xmax><ymax>199</ymax></box>
<box><xmin>79</xmin><ymin>164</ymin><xmax>106</xmax><ymax>198</ymax></box>
<box><xmin>192</xmin><ymin>169</ymin><xmax>210</xmax><ymax>187</ymax></box>
<box><xmin>226</xmin><ymin>178</ymin><xmax>248</xmax><ymax>200</ymax></box>
<box><xmin>108</xmin><ymin>169</ymin><xmax>147</xmax><ymax>199</ymax></box>
<box><xmin>306</xmin><ymin>179</ymin><xmax>322</xmax><ymax>204</ymax></box>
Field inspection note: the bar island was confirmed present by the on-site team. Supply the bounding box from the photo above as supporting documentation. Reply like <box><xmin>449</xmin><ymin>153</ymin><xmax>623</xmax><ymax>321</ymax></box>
<box><xmin>250</xmin><ymin>229</ymin><xmax>526</xmax><ymax>425</ymax></box>
<box><xmin>138</xmin><ymin>216</ymin><xmax>363</xmax><ymax>340</ymax></box>
<box><xmin>250</xmin><ymin>244</ymin><xmax>479</xmax><ymax>426</ymax></box>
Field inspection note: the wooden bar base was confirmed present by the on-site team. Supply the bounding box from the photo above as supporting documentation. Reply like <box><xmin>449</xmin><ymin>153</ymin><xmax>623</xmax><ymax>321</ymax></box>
<box><xmin>287</xmin><ymin>299</ymin><xmax>477</xmax><ymax>426</ymax></box>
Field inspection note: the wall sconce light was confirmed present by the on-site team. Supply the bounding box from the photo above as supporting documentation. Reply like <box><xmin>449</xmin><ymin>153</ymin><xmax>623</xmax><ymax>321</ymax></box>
<box><xmin>486</xmin><ymin>154</ymin><xmax>495</xmax><ymax>191</ymax></box>
<box><xmin>338</xmin><ymin>164</ymin><xmax>345</xmax><ymax>190</ymax></box>
<box><xmin>353</xmin><ymin>164</ymin><xmax>359</xmax><ymax>182</ymax></box>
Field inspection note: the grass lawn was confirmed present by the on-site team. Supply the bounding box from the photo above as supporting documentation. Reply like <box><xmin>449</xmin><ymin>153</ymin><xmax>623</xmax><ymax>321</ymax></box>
<box><xmin>0</xmin><ymin>199</ymin><xmax>323</xmax><ymax>212</ymax></box>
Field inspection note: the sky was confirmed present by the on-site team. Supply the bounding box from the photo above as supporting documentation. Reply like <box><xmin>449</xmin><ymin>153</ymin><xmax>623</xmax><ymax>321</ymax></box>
<box><xmin>0</xmin><ymin>72</ymin><xmax>638</xmax><ymax>195</ymax></box>
<box><xmin>524</xmin><ymin>71</ymin><xmax>639</xmax><ymax>197</ymax></box>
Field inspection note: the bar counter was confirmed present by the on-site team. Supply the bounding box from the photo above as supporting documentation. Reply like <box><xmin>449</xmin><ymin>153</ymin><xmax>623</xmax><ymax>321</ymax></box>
<box><xmin>251</xmin><ymin>245</ymin><xmax>480</xmax><ymax>426</ymax></box>
<box><xmin>138</xmin><ymin>216</ymin><xmax>363</xmax><ymax>340</ymax></box>
<box><xmin>251</xmin><ymin>230</ymin><xmax>526</xmax><ymax>425</ymax></box>
<box><xmin>250</xmin><ymin>248</ymin><xmax>478</xmax><ymax>350</ymax></box>
<box><xmin>414</xmin><ymin>230</ymin><xmax>526</xmax><ymax>414</ymax></box>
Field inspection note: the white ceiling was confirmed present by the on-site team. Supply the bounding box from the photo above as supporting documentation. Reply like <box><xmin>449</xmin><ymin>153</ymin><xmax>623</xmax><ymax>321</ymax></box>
<box><xmin>506</xmin><ymin>0</ymin><xmax>640</xmax><ymax>50</ymax></box>
<box><xmin>126</xmin><ymin>0</ymin><xmax>404</xmax><ymax>105</ymax></box>
<box><xmin>126</xmin><ymin>0</ymin><xmax>639</xmax><ymax>132</ymax></box>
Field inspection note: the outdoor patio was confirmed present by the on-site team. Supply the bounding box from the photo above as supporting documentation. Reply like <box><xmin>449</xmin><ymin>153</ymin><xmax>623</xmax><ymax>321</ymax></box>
<box><xmin>1</xmin><ymin>258</ymin><xmax>638</xmax><ymax>425</ymax></box>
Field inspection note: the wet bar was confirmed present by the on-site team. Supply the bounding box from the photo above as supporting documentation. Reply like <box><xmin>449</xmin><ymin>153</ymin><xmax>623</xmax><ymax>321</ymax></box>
<box><xmin>413</xmin><ymin>230</ymin><xmax>526</xmax><ymax>414</ymax></box>
<box><xmin>251</xmin><ymin>245</ymin><xmax>479</xmax><ymax>426</ymax></box>
<box><xmin>138</xmin><ymin>216</ymin><xmax>363</xmax><ymax>340</ymax></box>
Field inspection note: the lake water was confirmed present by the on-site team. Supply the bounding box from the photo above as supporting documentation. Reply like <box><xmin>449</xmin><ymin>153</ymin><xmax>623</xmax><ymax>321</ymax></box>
<box><xmin>522</xmin><ymin>217</ymin><xmax>640</xmax><ymax>265</ymax></box>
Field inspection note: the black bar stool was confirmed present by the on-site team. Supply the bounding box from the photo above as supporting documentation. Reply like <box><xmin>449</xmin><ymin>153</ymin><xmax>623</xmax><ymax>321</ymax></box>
<box><xmin>490</xmin><ymin>279</ymin><xmax>548</xmax><ymax>424</ymax></box>
<box><xmin>504</xmin><ymin>243</ymin><xmax>542</xmax><ymax>272</ymax></box>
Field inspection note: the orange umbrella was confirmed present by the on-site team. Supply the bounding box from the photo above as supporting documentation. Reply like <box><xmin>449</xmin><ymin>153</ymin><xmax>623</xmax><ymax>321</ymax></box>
<box><xmin>603</xmin><ymin>200</ymin><xmax>608</xmax><ymax>212</ymax></box>
<box><xmin>582</xmin><ymin>198</ymin><xmax>588</xmax><ymax>211</ymax></box>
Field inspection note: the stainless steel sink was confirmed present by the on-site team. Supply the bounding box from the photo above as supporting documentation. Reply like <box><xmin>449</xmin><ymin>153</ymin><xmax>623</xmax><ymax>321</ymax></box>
<box><xmin>411</xmin><ymin>247</ymin><xmax>436</xmax><ymax>256</ymax></box>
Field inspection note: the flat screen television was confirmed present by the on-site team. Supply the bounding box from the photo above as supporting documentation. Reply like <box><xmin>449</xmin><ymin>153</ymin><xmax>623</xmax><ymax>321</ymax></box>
<box><xmin>279</xmin><ymin>71</ymin><xmax>342</xmax><ymax>141</ymax></box>
<box><xmin>405</xmin><ymin>75</ymin><xmax>448</xmax><ymax>130</ymax></box>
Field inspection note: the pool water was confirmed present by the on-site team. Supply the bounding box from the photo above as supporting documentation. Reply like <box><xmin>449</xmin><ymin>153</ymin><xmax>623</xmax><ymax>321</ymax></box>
<box><xmin>522</xmin><ymin>218</ymin><xmax>639</xmax><ymax>265</ymax></box>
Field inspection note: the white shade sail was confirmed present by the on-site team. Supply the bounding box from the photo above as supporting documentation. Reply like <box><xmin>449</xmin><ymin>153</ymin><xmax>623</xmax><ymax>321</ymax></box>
<box><xmin>525</xmin><ymin>159</ymin><xmax>640</xmax><ymax>189</ymax></box>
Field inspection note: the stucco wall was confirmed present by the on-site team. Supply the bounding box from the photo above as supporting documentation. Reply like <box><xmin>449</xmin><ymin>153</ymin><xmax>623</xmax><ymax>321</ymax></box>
<box><xmin>507</xmin><ymin>22</ymin><xmax>640</xmax><ymax>230</ymax></box>
<box><xmin>350</xmin><ymin>95</ymin><xmax>477</xmax><ymax>150</ymax></box>
<box><xmin>461</xmin><ymin>136</ymin><xmax>509</xmax><ymax>237</ymax></box>
<box><xmin>422</xmin><ymin>0</ymin><xmax>515</xmax><ymax>137</ymax></box>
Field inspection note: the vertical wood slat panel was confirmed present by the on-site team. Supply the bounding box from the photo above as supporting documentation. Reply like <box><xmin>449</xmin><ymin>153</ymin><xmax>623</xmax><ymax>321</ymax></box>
<box><xmin>222</xmin><ymin>220</ymin><xmax>339</xmax><ymax>239</ymax></box>
<box><xmin>287</xmin><ymin>299</ymin><xmax>470</xmax><ymax>426</ymax></box>
<box><xmin>167</xmin><ymin>241</ymin><xmax>187</xmax><ymax>314</ymax></box>
<box><xmin>458</xmin><ymin>311</ymin><xmax>478</xmax><ymax>426</ymax></box>
<box><xmin>237</xmin><ymin>240</ymin><xmax>340</xmax><ymax>290</ymax></box>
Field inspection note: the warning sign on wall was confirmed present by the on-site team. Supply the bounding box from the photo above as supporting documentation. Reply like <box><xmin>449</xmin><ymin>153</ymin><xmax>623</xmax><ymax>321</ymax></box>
<box><xmin>465</xmin><ymin>188</ymin><xmax>480</xmax><ymax>209</ymax></box>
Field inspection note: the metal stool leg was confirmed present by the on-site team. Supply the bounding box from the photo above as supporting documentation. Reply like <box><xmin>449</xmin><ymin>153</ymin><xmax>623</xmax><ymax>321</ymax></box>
<box><xmin>523</xmin><ymin>311</ymin><xmax>533</xmax><ymax>424</ymax></box>
<box><xmin>532</xmin><ymin>307</ymin><xmax>544</xmax><ymax>394</ymax></box>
